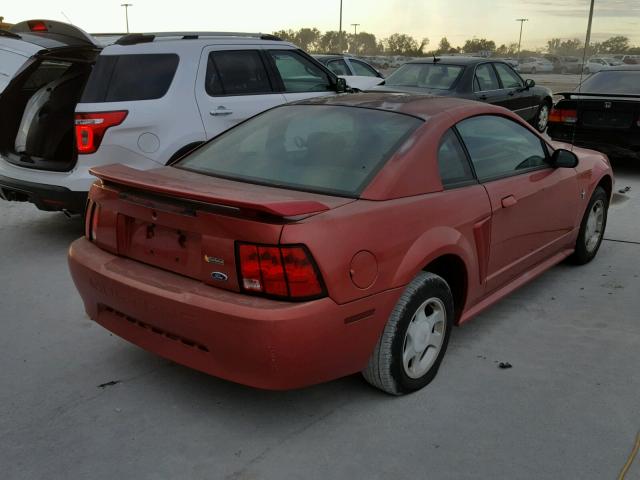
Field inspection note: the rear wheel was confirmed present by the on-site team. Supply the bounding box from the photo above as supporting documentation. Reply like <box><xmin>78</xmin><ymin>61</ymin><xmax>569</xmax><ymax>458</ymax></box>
<box><xmin>570</xmin><ymin>186</ymin><xmax>608</xmax><ymax>265</ymax></box>
<box><xmin>560</xmin><ymin>66</ymin><xmax>568</xmax><ymax>74</ymax></box>
<box><xmin>531</xmin><ymin>67</ymin><xmax>537</xmax><ymax>74</ymax></box>
<box><xmin>362</xmin><ymin>272</ymin><xmax>454</xmax><ymax>395</ymax></box>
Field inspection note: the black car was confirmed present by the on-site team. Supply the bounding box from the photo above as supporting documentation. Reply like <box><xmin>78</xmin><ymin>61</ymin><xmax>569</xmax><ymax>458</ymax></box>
<box><xmin>548</xmin><ymin>66</ymin><xmax>640</xmax><ymax>159</ymax></box>
<box><xmin>371</xmin><ymin>56</ymin><xmax>553</xmax><ymax>132</ymax></box>
<box><xmin>314</xmin><ymin>54</ymin><xmax>384</xmax><ymax>78</ymax></box>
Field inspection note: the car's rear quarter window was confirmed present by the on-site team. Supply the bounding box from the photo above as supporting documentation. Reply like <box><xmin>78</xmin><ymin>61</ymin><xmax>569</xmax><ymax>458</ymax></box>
<box><xmin>177</xmin><ymin>105</ymin><xmax>422</xmax><ymax>197</ymax></box>
<box><xmin>81</xmin><ymin>54</ymin><xmax>179</xmax><ymax>102</ymax></box>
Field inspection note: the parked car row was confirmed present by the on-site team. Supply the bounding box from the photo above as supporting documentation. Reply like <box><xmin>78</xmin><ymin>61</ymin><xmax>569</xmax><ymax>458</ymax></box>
<box><xmin>1</xmin><ymin>20</ymin><xmax>616</xmax><ymax>396</ymax></box>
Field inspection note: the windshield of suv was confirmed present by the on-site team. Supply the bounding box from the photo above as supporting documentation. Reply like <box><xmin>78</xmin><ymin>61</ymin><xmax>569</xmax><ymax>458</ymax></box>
<box><xmin>384</xmin><ymin>63</ymin><xmax>464</xmax><ymax>90</ymax></box>
<box><xmin>177</xmin><ymin>105</ymin><xmax>422</xmax><ymax>197</ymax></box>
<box><xmin>579</xmin><ymin>71</ymin><xmax>640</xmax><ymax>94</ymax></box>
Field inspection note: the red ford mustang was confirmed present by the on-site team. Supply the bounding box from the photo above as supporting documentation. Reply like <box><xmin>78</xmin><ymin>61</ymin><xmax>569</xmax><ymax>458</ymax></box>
<box><xmin>68</xmin><ymin>93</ymin><xmax>613</xmax><ymax>395</ymax></box>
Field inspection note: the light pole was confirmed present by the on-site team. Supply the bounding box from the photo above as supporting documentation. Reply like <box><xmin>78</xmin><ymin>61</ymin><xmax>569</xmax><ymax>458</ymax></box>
<box><xmin>584</xmin><ymin>0</ymin><xmax>595</xmax><ymax>53</ymax></box>
<box><xmin>339</xmin><ymin>0</ymin><xmax>343</xmax><ymax>52</ymax></box>
<box><xmin>516</xmin><ymin>18</ymin><xmax>528</xmax><ymax>61</ymax></box>
<box><xmin>121</xmin><ymin>3</ymin><xmax>133</xmax><ymax>34</ymax></box>
<box><xmin>351</xmin><ymin>23</ymin><xmax>360</xmax><ymax>54</ymax></box>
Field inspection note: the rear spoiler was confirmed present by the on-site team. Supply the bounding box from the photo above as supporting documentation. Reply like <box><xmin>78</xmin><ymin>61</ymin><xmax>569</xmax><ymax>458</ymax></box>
<box><xmin>557</xmin><ymin>91</ymin><xmax>640</xmax><ymax>100</ymax></box>
<box><xmin>10</xmin><ymin>19</ymin><xmax>98</xmax><ymax>47</ymax></box>
<box><xmin>90</xmin><ymin>164</ymin><xmax>331</xmax><ymax>218</ymax></box>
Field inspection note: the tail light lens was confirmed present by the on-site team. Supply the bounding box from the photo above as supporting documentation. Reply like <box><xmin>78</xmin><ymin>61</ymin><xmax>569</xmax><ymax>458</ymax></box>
<box><xmin>75</xmin><ymin>111</ymin><xmax>128</xmax><ymax>154</ymax></box>
<box><xmin>549</xmin><ymin>107</ymin><xmax>578</xmax><ymax>124</ymax></box>
<box><xmin>85</xmin><ymin>200</ymin><xmax>100</xmax><ymax>242</ymax></box>
<box><xmin>237</xmin><ymin>243</ymin><xmax>325</xmax><ymax>300</ymax></box>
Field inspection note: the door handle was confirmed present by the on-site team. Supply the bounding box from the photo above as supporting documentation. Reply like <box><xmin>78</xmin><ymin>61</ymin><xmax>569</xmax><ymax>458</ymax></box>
<box><xmin>508</xmin><ymin>91</ymin><xmax>515</xmax><ymax>96</ymax></box>
<box><xmin>210</xmin><ymin>107</ymin><xmax>233</xmax><ymax>116</ymax></box>
<box><xmin>478</xmin><ymin>95</ymin><xmax>488</xmax><ymax>101</ymax></box>
<box><xmin>501</xmin><ymin>195</ymin><xmax>518</xmax><ymax>208</ymax></box>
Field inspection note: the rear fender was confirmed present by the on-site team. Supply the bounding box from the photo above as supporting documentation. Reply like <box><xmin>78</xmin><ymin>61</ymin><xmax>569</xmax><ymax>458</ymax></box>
<box><xmin>391</xmin><ymin>226</ymin><xmax>477</xmax><ymax>296</ymax></box>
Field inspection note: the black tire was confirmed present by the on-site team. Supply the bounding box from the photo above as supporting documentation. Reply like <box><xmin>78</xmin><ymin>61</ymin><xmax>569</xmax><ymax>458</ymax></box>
<box><xmin>570</xmin><ymin>186</ymin><xmax>609</xmax><ymax>265</ymax></box>
<box><xmin>362</xmin><ymin>272</ymin><xmax>454</xmax><ymax>395</ymax></box>
<box><xmin>560</xmin><ymin>67</ymin><xmax>568</xmax><ymax>74</ymax></box>
<box><xmin>534</xmin><ymin>101</ymin><xmax>551</xmax><ymax>133</ymax></box>
<box><xmin>531</xmin><ymin>67</ymin><xmax>537</xmax><ymax>74</ymax></box>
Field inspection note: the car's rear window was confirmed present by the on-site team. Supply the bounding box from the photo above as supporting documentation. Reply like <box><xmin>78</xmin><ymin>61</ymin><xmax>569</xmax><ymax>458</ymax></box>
<box><xmin>81</xmin><ymin>54</ymin><xmax>179</xmax><ymax>102</ymax></box>
<box><xmin>579</xmin><ymin>71</ymin><xmax>640</xmax><ymax>95</ymax></box>
<box><xmin>176</xmin><ymin>105</ymin><xmax>422</xmax><ymax>197</ymax></box>
<box><xmin>385</xmin><ymin>63</ymin><xmax>464</xmax><ymax>90</ymax></box>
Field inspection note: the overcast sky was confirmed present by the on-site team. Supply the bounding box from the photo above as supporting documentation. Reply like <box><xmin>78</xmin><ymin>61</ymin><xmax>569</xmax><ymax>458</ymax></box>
<box><xmin>3</xmin><ymin>0</ymin><xmax>639</xmax><ymax>48</ymax></box>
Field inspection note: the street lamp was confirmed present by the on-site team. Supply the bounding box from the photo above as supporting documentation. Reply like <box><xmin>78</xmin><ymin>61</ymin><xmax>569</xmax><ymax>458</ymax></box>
<box><xmin>351</xmin><ymin>23</ymin><xmax>360</xmax><ymax>54</ymax></box>
<box><xmin>339</xmin><ymin>0</ymin><xmax>343</xmax><ymax>52</ymax></box>
<box><xmin>121</xmin><ymin>3</ymin><xmax>133</xmax><ymax>34</ymax></box>
<box><xmin>516</xmin><ymin>18</ymin><xmax>528</xmax><ymax>61</ymax></box>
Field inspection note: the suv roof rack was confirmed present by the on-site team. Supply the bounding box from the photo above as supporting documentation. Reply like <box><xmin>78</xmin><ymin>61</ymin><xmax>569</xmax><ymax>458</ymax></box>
<box><xmin>115</xmin><ymin>32</ymin><xmax>282</xmax><ymax>46</ymax></box>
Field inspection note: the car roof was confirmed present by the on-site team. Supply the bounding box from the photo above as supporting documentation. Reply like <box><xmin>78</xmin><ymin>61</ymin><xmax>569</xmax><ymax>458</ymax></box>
<box><xmin>599</xmin><ymin>65</ymin><xmax>640</xmax><ymax>71</ymax></box>
<box><xmin>294</xmin><ymin>92</ymin><xmax>504</xmax><ymax>121</ymax></box>
<box><xmin>405</xmin><ymin>56</ymin><xmax>509</xmax><ymax>66</ymax></box>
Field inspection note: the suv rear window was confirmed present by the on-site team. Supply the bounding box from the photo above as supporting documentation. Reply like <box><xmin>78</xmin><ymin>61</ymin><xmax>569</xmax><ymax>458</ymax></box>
<box><xmin>81</xmin><ymin>54</ymin><xmax>179</xmax><ymax>102</ymax></box>
<box><xmin>0</xmin><ymin>50</ymin><xmax>28</xmax><ymax>93</ymax></box>
<box><xmin>177</xmin><ymin>105</ymin><xmax>422</xmax><ymax>197</ymax></box>
<box><xmin>206</xmin><ymin>50</ymin><xmax>272</xmax><ymax>96</ymax></box>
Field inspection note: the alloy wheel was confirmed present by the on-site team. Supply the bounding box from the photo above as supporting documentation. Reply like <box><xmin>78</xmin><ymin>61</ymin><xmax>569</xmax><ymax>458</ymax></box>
<box><xmin>402</xmin><ymin>298</ymin><xmax>447</xmax><ymax>379</ymax></box>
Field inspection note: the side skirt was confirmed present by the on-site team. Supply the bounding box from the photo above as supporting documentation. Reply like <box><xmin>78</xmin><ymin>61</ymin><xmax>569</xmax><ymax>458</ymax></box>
<box><xmin>458</xmin><ymin>248</ymin><xmax>574</xmax><ymax>325</ymax></box>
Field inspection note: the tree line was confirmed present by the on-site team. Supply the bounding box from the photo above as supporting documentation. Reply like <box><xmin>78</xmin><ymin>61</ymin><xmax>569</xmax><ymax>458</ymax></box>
<box><xmin>273</xmin><ymin>28</ymin><xmax>640</xmax><ymax>57</ymax></box>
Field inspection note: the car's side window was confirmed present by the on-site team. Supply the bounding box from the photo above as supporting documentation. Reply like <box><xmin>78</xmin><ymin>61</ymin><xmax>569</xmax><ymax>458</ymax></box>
<box><xmin>268</xmin><ymin>50</ymin><xmax>332</xmax><ymax>93</ymax></box>
<box><xmin>474</xmin><ymin>64</ymin><xmax>500</xmax><ymax>92</ymax></box>
<box><xmin>437</xmin><ymin>129</ymin><xmax>476</xmax><ymax>188</ymax></box>
<box><xmin>326</xmin><ymin>59</ymin><xmax>350</xmax><ymax>76</ymax></box>
<box><xmin>494</xmin><ymin>63</ymin><xmax>523</xmax><ymax>89</ymax></box>
<box><xmin>351</xmin><ymin>60</ymin><xmax>379</xmax><ymax>77</ymax></box>
<box><xmin>206</xmin><ymin>50</ymin><xmax>272</xmax><ymax>96</ymax></box>
<box><xmin>456</xmin><ymin>115</ymin><xmax>548</xmax><ymax>181</ymax></box>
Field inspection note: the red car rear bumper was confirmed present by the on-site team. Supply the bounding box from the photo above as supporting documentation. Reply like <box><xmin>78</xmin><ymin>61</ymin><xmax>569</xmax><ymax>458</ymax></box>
<box><xmin>68</xmin><ymin>238</ymin><xmax>401</xmax><ymax>390</ymax></box>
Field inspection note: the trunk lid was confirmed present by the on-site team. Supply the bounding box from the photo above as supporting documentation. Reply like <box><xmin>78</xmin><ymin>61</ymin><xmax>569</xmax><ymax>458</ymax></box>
<box><xmin>556</xmin><ymin>93</ymin><xmax>640</xmax><ymax>130</ymax></box>
<box><xmin>88</xmin><ymin>164</ymin><xmax>354</xmax><ymax>292</ymax></box>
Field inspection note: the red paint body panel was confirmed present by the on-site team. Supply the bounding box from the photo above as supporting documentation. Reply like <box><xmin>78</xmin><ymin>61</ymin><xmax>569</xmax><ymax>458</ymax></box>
<box><xmin>68</xmin><ymin>238</ymin><xmax>401</xmax><ymax>390</ymax></box>
<box><xmin>69</xmin><ymin>94</ymin><xmax>615</xmax><ymax>390</ymax></box>
<box><xmin>91</xmin><ymin>164</ymin><xmax>353</xmax><ymax>217</ymax></box>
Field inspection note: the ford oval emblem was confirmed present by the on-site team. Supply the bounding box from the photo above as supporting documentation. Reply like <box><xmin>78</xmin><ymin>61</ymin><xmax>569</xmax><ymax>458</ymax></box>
<box><xmin>211</xmin><ymin>272</ymin><xmax>229</xmax><ymax>282</ymax></box>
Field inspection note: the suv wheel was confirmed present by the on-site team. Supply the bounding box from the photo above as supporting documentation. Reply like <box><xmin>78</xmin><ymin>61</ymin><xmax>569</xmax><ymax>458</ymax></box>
<box><xmin>362</xmin><ymin>272</ymin><xmax>454</xmax><ymax>395</ymax></box>
<box><xmin>531</xmin><ymin>67</ymin><xmax>537</xmax><ymax>74</ymax></box>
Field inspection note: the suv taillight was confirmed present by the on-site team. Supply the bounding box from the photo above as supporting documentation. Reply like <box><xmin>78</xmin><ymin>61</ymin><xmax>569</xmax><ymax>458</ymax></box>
<box><xmin>549</xmin><ymin>107</ymin><xmax>578</xmax><ymax>124</ymax></box>
<box><xmin>237</xmin><ymin>243</ymin><xmax>325</xmax><ymax>300</ymax></box>
<box><xmin>75</xmin><ymin>111</ymin><xmax>128</xmax><ymax>154</ymax></box>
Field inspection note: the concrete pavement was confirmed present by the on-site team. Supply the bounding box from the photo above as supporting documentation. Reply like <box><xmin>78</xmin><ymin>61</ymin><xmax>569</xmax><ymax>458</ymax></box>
<box><xmin>0</xmin><ymin>161</ymin><xmax>638</xmax><ymax>480</ymax></box>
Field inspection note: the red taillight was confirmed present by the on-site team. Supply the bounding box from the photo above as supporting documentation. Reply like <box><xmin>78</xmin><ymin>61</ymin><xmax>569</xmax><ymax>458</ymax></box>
<box><xmin>549</xmin><ymin>107</ymin><xmax>578</xmax><ymax>124</ymax></box>
<box><xmin>28</xmin><ymin>21</ymin><xmax>48</xmax><ymax>32</ymax></box>
<box><xmin>237</xmin><ymin>243</ymin><xmax>325</xmax><ymax>300</ymax></box>
<box><xmin>75</xmin><ymin>111</ymin><xmax>128</xmax><ymax>154</ymax></box>
<box><xmin>85</xmin><ymin>200</ymin><xmax>100</xmax><ymax>242</ymax></box>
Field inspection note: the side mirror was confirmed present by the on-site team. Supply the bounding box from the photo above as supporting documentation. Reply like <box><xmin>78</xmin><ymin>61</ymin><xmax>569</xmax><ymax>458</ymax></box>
<box><xmin>551</xmin><ymin>148</ymin><xmax>579</xmax><ymax>168</ymax></box>
<box><xmin>525</xmin><ymin>78</ymin><xmax>536</xmax><ymax>89</ymax></box>
<box><xmin>335</xmin><ymin>77</ymin><xmax>347</xmax><ymax>93</ymax></box>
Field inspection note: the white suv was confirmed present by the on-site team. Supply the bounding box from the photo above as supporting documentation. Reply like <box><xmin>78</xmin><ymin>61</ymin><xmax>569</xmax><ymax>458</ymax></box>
<box><xmin>0</xmin><ymin>21</ymin><xmax>347</xmax><ymax>213</ymax></box>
